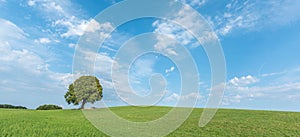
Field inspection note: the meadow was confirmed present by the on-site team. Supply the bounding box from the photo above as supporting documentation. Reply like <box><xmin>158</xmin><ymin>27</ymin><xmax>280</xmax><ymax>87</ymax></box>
<box><xmin>0</xmin><ymin>106</ymin><xmax>299</xmax><ymax>136</ymax></box>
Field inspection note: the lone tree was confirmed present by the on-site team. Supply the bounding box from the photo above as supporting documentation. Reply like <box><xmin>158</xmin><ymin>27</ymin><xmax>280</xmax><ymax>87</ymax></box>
<box><xmin>64</xmin><ymin>76</ymin><xmax>103</xmax><ymax>109</ymax></box>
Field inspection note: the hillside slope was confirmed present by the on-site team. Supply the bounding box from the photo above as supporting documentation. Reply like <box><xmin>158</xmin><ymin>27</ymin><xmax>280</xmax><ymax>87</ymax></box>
<box><xmin>0</xmin><ymin>106</ymin><xmax>299</xmax><ymax>136</ymax></box>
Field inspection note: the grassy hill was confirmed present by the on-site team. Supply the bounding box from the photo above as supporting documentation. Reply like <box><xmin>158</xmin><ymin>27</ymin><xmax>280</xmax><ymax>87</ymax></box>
<box><xmin>0</xmin><ymin>106</ymin><xmax>299</xmax><ymax>136</ymax></box>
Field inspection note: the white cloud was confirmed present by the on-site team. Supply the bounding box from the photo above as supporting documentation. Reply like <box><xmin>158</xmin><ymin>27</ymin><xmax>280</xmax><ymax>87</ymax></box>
<box><xmin>0</xmin><ymin>18</ymin><xmax>74</xmax><ymax>108</ymax></box>
<box><xmin>172</xmin><ymin>6</ymin><xmax>212</xmax><ymax>37</ymax></box>
<box><xmin>27</xmin><ymin>0</ymin><xmax>114</xmax><ymax>38</ymax></box>
<box><xmin>152</xmin><ymin>5</ymin><xmax>217</xmax><ymax>53</ymax></box>
<box><xmin>28</xmin><ymin>0</ymin><xmax>36</xmax><ymax>6</ymax></box>
<box><xmin>34</xmin><ymin>37</ymin><xmax>51</xmax><ymax>44</ymax></box>
<box><xmin>100</xmin><ymin>79</ymin><xmax>114</xmax><ymax>90</ymax></box>
<box><xmin>222</xmin><ymin>72</ymin><xmax>300</xmax><ymax>106</ymax></box>
<box><xmin>163</xmin><ymin>92</ymin><xmax>202</xmax><ymax>105</ymax></box>
<box><xmin>49</xmin><ymin>72</ymin><xmax>82</xmax><ymax>87</ymax></box>
<box><xmin>107</xmin><ymin>55</ymin><xmax>162</xmax><ymax>105</ymax></box>
<box><xmin>55</xmin><ymin>18</ymin><xmax>113</xmax><ymax>38</ymax></box>
<box><xmin>261</xmin><ymin>71</ymin><xmax>287</xmax><ymax>77</ymax></box>
<box><xmin>68</xmin><ymin>43</ymin><xmax>76</xmax><ymax>48</ymax></box>
<box><xmin>229</xmin><ymin>75</ymin><xmax>259</xmax><ymax>87</ymax></box>
<box><xmin>211</xmin><ymin>0</ymin><xmax>300</xmax><ymax>36</ymax></box>
<box><xmin>130</xmin><ymin>58</ymin><xmax>156</xmax><ymax>77</ymax></box>
<box><xmin>27</xmin><ymin>0</ymin><xmax>71</xmax><ymax>18</ymax></box>
<box><xmin>222</xmin><ymin>81</ymin><xmax>299</xmax><ymax>105</ymax></box>
<box><xmin>0</xmin><ymin>46</ymin><xmax>43</xmax><ymax>73</ymax></box>
<box><xmin>264</xmin><ymin>0</ymin><xmax>300</xmax><ymax>25</ymax></box>
<box><xmin>46</xmin><ymin>1</ymin><xmax>64</xmax><ymax>13</ymax></box>
<box><xmin>165</xmin><ymin>66</ymin><xmax>175</xmax><ymax>74</ymax></box>
<box><xmin>152</xmin><ymin>21</ymin><xmax>182</xmax><ymax>56</ymax></box>
<box><xmin>0</xmin><ymin>19</ymin><xmax>26</xmax><ymax>40</ymax></box>
<box><xmin>0</xmin><ymin>19</ymin><xmax>59</xmax><ymax>78</ymax></box>
<box><xmin>73</xmin><ymin>48</ymin><xmax>116</xmax><ymax>79</ymax></box>
<box><xmin>94</xmin><ymin>53</ymin><xmax>115</xmax><ymax>78</ymax></box>
<box><xmin>225</xmin><ymin>75</ymin><xmax>260</xmax><ymax>94</ymax></box>
<box><xmin>222</xmin><ymin>94</ymin><xmax>243</xmax><ymax>106</ymax></box>
<box><xmin>164</xmin><ymin>93</ymin><xmax>180</xmax><ymax>102</ymax></box>
<box><xmin>179</xmin><ymin>0</ymin><xmax>206</xmax><ymax>7</ymax></box>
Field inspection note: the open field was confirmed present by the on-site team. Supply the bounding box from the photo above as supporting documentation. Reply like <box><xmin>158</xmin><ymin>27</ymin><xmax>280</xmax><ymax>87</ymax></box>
<box><xmin>0</xmin><ymin>106</ymin><xmax>300</xmax><ymax>136</ymax></box>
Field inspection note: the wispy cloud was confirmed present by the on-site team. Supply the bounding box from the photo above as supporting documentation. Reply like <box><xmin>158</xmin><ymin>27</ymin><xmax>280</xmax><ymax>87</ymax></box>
<box><xmin>152</xmin><ymin>20</ymin><xmax>186</xmax><ymax>56</ymax></box>
<box><xmin>131</xmin><ymin>58</ymin><xmax>156</xmax><ymax>77</ymax></box>
<box><xmin>178</xmin><ymin>0</ymin><xmax>206</xmax><ymax>8</ymax></box>
<box><xmin>27</xmin><ymin>0</ymin><xmax>114</xmax><ymax>39</ymax></box>
<box><xmin>162</xmin><ymin>91</ymin><xmax>203</xmax><ymax>107</ymax></box>
<box><xmin>55</xmin><ymin>18</ymin><xmax>113</xmax><ymax>38</ymax></box>
<box><xmin>0</xmin><ymin>18</ymin><xmax>73</xmax><ymax>108</ymax></box>
<box><xmin>152</xmin><ymin>4</ymin><xmax>217</xmax><ymax>55</ymax></box>
<box><xmin>209</xmin><ymin>0</ymin><xmax>300</xmax><ymax>36</ymax></box>
<box><xmin>0</xmin><ymin>19</ymin><xmax>26</xmax><ymax>40</ymax></box>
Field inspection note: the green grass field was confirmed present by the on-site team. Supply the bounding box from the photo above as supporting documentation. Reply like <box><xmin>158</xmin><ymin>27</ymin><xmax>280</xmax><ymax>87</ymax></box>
<box><xmin>0</xmin><ymin>106</ymin><xmax>300</xmax><ymax>136</ymax></box>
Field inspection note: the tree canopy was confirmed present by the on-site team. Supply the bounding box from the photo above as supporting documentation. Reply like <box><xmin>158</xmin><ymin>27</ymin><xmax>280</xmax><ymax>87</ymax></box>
<box><xmin>64</xmin><ymin>76</ymin><xmax>103</xmax><ymax>109</ymax></box>
<box><xmin>36</xmin><ymin>104</ymin><xmax>62</xmax><ymax>110</ymax></box>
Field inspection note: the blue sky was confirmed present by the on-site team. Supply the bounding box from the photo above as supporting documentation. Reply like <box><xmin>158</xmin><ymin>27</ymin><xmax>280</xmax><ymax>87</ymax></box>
<box><xmin>0</xmin><ymin>0</ymin><xmax>300</xmax><ymax>111</ymax></box>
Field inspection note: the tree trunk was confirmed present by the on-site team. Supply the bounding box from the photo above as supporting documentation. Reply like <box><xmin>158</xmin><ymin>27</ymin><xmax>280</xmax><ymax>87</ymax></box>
<box><xmin>80</xmin><ymin>99</ymin><xmax>87</xmax><ymax>109</ymax></box>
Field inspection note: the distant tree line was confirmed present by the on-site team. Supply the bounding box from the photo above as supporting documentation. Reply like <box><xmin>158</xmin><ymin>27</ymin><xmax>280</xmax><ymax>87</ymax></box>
<box><xmin>0</xmin><ymin>104</ymin><xmax>27</xmax><ymax>109</ymax></box>
<box><xmin>36</xmin><ymin>104</ymin><xmax>62</xmax><ymax>110</ymax></box>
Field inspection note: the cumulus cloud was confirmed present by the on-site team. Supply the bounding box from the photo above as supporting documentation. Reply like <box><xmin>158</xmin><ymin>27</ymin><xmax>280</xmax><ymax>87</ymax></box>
<box><xmin>222</xmin><ymin>72</ymin><xmax>300</xmax><ymax>106</ymax></box>
<box><xmin>229</xmin><ymin>75</ymin><xmax>259</xmax><ymax>87</ymax></box>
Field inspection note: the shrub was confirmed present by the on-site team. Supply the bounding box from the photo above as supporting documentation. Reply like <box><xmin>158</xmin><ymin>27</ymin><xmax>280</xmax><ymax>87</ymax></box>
<box><xmin>0</xmin><ymin>104</ymin><xmax>27</xmax><ymax>109</ymax></box>
<box><xmin>36</xmin><ymin>104</ymin><xmax>62</xmax><ymax>110</ymax></box>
